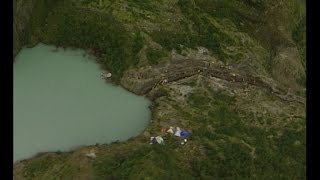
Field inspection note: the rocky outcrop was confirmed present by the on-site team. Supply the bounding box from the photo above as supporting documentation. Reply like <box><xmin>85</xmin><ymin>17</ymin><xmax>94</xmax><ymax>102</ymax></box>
<box><xmin>13</xmin><ymin>0</ymin><xmax>38</xmax><ymax>57</ymax></box>
<box><xmin>13</xmin><ymin>0</ymin><xmax>59</xmax><ymax>58</ymax></box>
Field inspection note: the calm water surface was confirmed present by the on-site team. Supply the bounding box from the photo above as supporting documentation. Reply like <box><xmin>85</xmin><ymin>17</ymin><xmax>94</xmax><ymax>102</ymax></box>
<box><xmin>14</xmin><ymin>43</ymin><xmax>151</xmax><ymax>162</ymax></box>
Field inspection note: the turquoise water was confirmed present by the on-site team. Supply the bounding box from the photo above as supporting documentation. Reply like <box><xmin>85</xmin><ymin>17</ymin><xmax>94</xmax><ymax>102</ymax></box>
<box><xmin>14</xmin><ymin>44</ymin><xmax>151</xmax><ymax>162</ymax></box>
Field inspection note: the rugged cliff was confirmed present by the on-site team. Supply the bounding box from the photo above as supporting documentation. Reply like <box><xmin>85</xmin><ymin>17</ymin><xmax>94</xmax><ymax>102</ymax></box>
<box><xmin>13</xmin><ymin>0</ymin><xmax>306</xmax><ymax>179</ymax></box>
<box><xmin>13</xmin><ymin>0</ymin><xmax>59</xmax><ymax>57</ymax></box>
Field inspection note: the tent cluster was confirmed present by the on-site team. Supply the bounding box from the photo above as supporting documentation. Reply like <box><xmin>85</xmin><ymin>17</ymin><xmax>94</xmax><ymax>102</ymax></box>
<box><xmin>166</xmin><ymin>126</ymin><xmax>189</xmax><ymax>145</ymax></box>
<box><xmin>166</xmin><ymin>126</ymin><xmax>189</xmax><ymax>139</ymax></box>
<box><xmin>149</xmin><ymin>126</ymin><xmax>190</xmax><ymax>145</ymax></box>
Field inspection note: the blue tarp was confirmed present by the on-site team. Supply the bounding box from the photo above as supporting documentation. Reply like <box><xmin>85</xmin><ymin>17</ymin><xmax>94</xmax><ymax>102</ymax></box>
<box><xmin>180</xmin><ymin>131</ymin><xmax>189</xmax><ymax>138</ymax></box>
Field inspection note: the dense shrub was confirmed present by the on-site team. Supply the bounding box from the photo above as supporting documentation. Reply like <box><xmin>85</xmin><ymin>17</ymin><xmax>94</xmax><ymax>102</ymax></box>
<box><xmin>41</xmin><ymin>6</ymin><xmax>142</xmax><ymax>81</ymax></box>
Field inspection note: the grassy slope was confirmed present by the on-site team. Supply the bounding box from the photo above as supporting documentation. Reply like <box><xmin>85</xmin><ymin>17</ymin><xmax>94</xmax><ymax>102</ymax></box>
<box><xmin>14</xmin><ymin>0</ymin><xmax>306</xmax><ymax>179</ymax></box>
<box><xmin>17</xmin><ymin>82</ymin><xmax>306</xmax><ymax>179</ymax></box>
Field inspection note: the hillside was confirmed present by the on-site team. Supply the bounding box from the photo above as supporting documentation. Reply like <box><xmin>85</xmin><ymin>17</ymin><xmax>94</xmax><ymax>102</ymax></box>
<box><xmin>13</xmin><ymin>0</ymin><xmax>306</xmax><ymax>179</ymax></box>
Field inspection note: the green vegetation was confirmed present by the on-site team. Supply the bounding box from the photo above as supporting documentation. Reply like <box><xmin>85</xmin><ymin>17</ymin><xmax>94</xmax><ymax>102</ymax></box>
<box><xmin>156</xmin><ymin>87</ymin><xmax>170</xmax><ymax>98</ymax></box>
<box><xmin>40</xmin><ymin>6</ymin><xmax>136</xmax><ymax>81</ymax></box>
<box><xmin>126</xmin><ymin>0</ymin><xmax>161</xmax><ymax>12</ymax></box>
<box><xmin>17</xmin><ymin>0</ymin><xmax>306</xmax><ymax>77</ymax></box>
<box><xmin>131</xmin><ymin>32</ymin><xmax>144</xmax><ymax>66</ymax></box>
<box><xmin>94</xmin><ymin>138</ymin><xmax>192</xmax><ymax>179</ymax></box>
<box><xmin>146</xmin><ymin>47</ymin><xmax>167</xmax><ymax>65</ymax></box>
<box><xmin>296</xmin><ymin>73</ymin><xmax>306</xmax><ymax>87</ymax></box>
<box><xmin>20</xmin><ymin>0</ymin><xmax>60</xmax><ymax>46</ymax></box>
<box><xmin>146</xmin><ymin>0</ymin><xmax>233</xmax><ymax>62</ymax></box>
<box><xmin>182</xmin><ymin>89</ymin><xmax>306</xmax><ymax>179</ymax></box>
<box><xmin>292</xmin><ymin>15</ymin><xmax>306</xmax><ymax>66</ymax></box>
<box><xmin>14</xmin><ymin>0</ymin><xmax>306</xmax><ymax>179</ymax></box>
<box><xmin>23</xmin><ymin>153</ymin><xmax>70</xmax><ymax>179</ymax></box>
<box><xmin>194</xmin><ymin>0</ymin><xmax>261</xmax><ymax>29</ymax></box>
<box><xmin>20</xmin><ymin>0</ymin><xmax>149</xmax><ymax>82</ymax></box>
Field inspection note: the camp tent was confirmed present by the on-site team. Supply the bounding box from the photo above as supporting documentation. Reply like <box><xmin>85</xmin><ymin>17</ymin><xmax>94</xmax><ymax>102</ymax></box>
<box><xmin>180</xmin><ymin>130</ymin><xmax>189</xmax><ymax>138</ymax></box>
<box><xmin>150</xmin><ymin>136</ymin><xmax>164</xmax><ymax>144</ymax></box>
<box><xmin>150</xmin><ymin>137</ymin><xmax>157</xmax><ymax>144</ymax></box>
<box><xmin>174</xmin><ymin>127</ymin><xmax>181</xmax><ymax>137</ymax></box>
<box><xmin>155</xmin><ymin>136</ymin><xmax>164</xmax><ymax>144</ymax></box>
<box><xmin>167</xmin><ymin>127</ymin><xmax>174</xmax><ymax>134</ymax></box>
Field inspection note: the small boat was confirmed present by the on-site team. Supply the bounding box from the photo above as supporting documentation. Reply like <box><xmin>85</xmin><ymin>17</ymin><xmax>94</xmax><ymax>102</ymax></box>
<box><xmin>101</xmin><ymin>72</ymin><xmax>112</xmax><ymax>79</ymax></box>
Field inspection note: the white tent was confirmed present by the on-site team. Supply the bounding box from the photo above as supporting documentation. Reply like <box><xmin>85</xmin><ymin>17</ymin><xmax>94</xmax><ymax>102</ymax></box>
<box><xmin>167</xmin><ymin>126</ymin><xmax>174</xmax><ymax>134</ymax></box>
<box><xmin>150</xmin><ymin>136</ymin><xmax>164</xmax><ymax>144</ymax></box>
<box><xmin>155</xmin><ymin>136</ymin><xmax>164</xmax><ymax>144</ymax></box>
<box><xmin>174</xmin><ymin>127</ymin><xmax>181</xmax><ymax>137</ymax></box>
